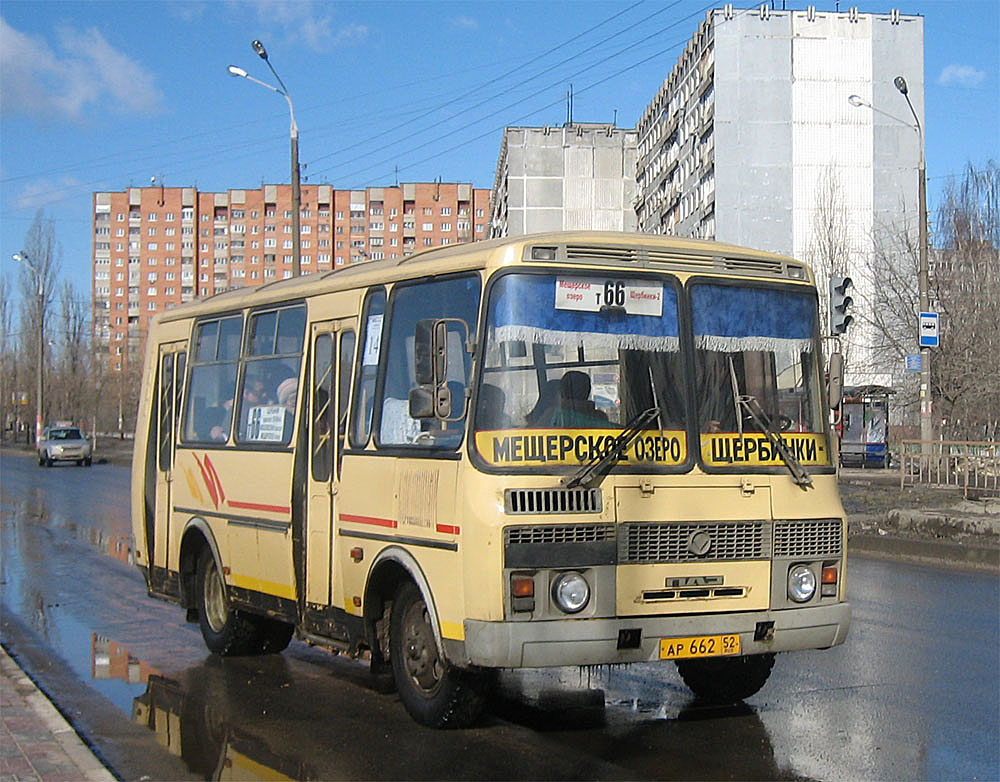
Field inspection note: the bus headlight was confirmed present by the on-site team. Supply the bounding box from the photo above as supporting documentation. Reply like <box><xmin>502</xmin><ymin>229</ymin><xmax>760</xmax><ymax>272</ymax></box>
<box><xmin>551</xmin><ymin>572</ymin><xmax>590</xmax><ymax>614</ymax></box>
<box><xmin>787</xmin><ymin>565</ymin><xmax>817</xmax><ymax>603</ymax></box>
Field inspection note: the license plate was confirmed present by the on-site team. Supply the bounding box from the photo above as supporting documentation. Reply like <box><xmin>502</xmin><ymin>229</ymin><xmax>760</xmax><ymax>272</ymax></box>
<box><xmin>659</xmin><ymin>634</ymin><xmax>741</xmax><ymax>660</ymax></box>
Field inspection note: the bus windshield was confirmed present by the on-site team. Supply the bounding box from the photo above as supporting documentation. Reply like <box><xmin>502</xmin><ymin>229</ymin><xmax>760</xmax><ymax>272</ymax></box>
<box><xmin>691</xmin><ymin>282</ymin><xmax>829</xmax><ymax>469</ymax></box>
<box><xmin>473</xmin><ymin>273</ymin><xmax>830</xmax><ymax>472</ymax></box>
<box><xmin>473</xmin><ymin>272</ymin><xmax>689</xmax><ymax>470</ymax></box>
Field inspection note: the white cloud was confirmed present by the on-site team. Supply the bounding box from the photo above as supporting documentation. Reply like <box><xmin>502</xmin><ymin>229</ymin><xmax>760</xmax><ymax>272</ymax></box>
<box><xmin>16</xmin><ymin>176</ymin><xmax>84</xmax><ymax>210</ymax></box>
<box><xmin>241</xmin><ymin>1</ymin><xmax>367</xmax><ymax>51</ymax></box>
<box><xmin>937</xmin><ymin>64</ymin><xmax>986</xmax><ymax>88</ymax></box>
<box><xmin>450</xmin><ymin>15</ymin><xmax>479</xmax><ymax>31</ymax></box>
<box><xmin>0</xmin><ymin>17</ymin><xmax>164</xmax><ymax>122</ymax></box>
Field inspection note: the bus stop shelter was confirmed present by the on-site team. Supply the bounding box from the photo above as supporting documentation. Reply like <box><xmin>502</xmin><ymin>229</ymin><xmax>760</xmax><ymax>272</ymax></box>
<box><xmin>839</xmin><ymin>385</ymin><xmax>895</xmax><ymax>468</ymax></box>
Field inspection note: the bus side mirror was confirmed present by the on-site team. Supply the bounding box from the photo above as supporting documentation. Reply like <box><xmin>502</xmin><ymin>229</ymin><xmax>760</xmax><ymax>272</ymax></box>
<box><xmin>409</xmin><ymin>385</ymin><xmax>435</xmax><ymax>418</ymax></box>
<box><xmin>414</xmin><ymin>319</ymin><xmax>436</xmax><ymax>385</ymax></box>
<box><xmin>827</xmin><ymin>352</ymin><xmax>844</xmax><ymax>410</ymax></box>
<box><xmin>412</xmin><ymin>317</ymin><xmax>471</xmax><ymax>420</ymax></box>
<box><xmin>409</xmin><ymin>383</ymin><xmax>456</xmax><ymax>420</ymax></box>
<box><xmin>414</xmin><ymin>319</ymin><xmax>450</xmax><ymax>386</ymax></box>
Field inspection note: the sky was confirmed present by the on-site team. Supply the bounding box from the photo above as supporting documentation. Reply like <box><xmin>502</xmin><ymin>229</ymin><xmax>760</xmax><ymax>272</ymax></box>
<box><xmin>1</xmin><ymin>0</ymin><xmax>997</xmax><ymax>305</ymax></box>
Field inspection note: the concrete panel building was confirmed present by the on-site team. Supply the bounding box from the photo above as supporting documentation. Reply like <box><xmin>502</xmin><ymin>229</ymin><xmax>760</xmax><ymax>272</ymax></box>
<box><xmin>490</xmin><ymin>124</ymin><xmax>638</xmax><ymax>237</ymax></box>
<box><xmin>636</xmin><ymin>6</ymin><xmax>924</xmax><ymax>383</ymax></box>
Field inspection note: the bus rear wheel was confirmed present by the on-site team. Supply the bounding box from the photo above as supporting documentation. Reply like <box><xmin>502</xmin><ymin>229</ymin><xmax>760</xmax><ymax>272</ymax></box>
<box><xmin>196</xmin><ymin>550</ymin><xmax>292</xmax><ymax>656</ymax></box>
<box><xmin>389</xmin><ymin>581</ymin><xmax>487</xmax><ymax>728</ymax></box>
<box><xmin>675</xmin><ymin>653</ymin><xmax>775</xmax><ymax>704</ymax></box>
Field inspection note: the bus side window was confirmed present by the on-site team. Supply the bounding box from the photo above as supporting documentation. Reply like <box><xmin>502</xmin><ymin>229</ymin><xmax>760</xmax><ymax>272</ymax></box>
<box><xmin>350</xmin><ymin>288</ymin><xmax>386</xmax><ymax>448</ymax></box>
<box><xmin>182</xmin><ymin>316</ymin><xmax>242</xmax><ymax>443</ymax></box>
<box><xmin>311</xmin><ymin>333</ymin><xmax>334</xmax><ymax>482</ymax></box>
<box><xmin>338</xmin><ymin>330</ymin><xmax>355</xmax><ymax>470</ymax></box>
<box><xmin>236</xmin><ymin>305</ymin><xmax>306</xmax><ymax>446</ymax></box>
<box><xmin>375</xmin><ymin>274</ymin><xmax>480</xmax><ymax>449</ymax></box>
<box><xmin>157</xmin><ymin>353</ymin><xmax>175</xmax><ymax>470</ymax></box>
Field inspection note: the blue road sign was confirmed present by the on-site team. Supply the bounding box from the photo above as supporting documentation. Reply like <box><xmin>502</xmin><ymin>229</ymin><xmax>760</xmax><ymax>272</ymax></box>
<box><xmin>919</xmin><ymin>312</ymin><xmax>939</xmax><ymax>347</ymax></box>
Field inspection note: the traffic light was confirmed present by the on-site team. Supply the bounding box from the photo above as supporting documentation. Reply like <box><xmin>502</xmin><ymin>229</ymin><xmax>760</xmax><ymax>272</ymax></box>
<box><xmin>829</xmin><ymin>275</ymin><xmax>853</xmax><ymax>335</ymax></box>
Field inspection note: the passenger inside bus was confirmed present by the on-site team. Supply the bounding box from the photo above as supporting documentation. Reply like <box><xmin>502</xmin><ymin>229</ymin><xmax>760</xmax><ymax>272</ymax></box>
<box><xmin>276</xmin><ymin>377</ymin><xmax>298</xmax><ymax>436</ymax></box>
<box><xmin>476</xmin><ymin>384</ymin><xmax>510</xmax><ymax>430</ymax></box>
<box><xmin>548</xmin><ymin>371</ymin><xmax>610</xmax><ymax>428</ymax></box>
<box><xmin>525</xmin><ymin>379</ymin><xmax>560</xmax><ymax>427</ymax></box>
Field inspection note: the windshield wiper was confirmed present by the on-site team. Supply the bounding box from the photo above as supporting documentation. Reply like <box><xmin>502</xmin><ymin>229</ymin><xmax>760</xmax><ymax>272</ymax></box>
<box><xmin>562</xmin><ymin>406</ymin><xmax>659</xmax><ymax>489</ymax></box>
<box><xmin>727</xmin><ymin>357</ymin><xmax>812</xmax><ymax>489</ymax></box>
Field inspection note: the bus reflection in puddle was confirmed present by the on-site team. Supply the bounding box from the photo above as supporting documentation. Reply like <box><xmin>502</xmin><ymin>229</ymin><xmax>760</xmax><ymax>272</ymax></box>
<box><xmin>132</xmin><ymin>669</ymin><xmax>310</xmax><ymax>781</ymax></box>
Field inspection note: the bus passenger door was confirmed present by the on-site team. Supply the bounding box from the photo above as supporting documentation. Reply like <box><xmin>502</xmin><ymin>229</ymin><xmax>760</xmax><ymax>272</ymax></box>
<box><xmin>150</xmin><ymin>342</ymin><xmax>186</xmax><ymax>592</ymax></box>
<box><xmin>305</xmin><ymin>321</ymin><xmax>356</xmax><ymax>608</ymax></box>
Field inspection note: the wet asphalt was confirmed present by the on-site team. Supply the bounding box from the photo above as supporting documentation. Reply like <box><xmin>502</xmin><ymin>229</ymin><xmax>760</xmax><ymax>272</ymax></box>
<box><xmin>1</xmin><ymin>449</ymin><xmax>997</xmax><ymax>780</ymax></box>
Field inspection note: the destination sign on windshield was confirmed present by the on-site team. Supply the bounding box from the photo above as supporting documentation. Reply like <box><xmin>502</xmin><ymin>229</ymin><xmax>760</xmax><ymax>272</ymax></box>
<box><xmin>700</xmin><ymin>432</ymin><xmax>830</xmax><ymax>467</ymax></box>
<box><xmin>475</xmin><ymin>428</ymin><xmax>687</xmax><ymax>467</ymax></box>
<box><xmin>555</xmin><ymin>278</ymin><xmax>663</xmax><ymax>317</ymax></box>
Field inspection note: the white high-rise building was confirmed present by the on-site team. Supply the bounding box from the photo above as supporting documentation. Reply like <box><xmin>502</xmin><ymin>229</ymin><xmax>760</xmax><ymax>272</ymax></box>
<box><xmin>636</xmin><ymin>6</ymin><xmax>924</xmax><ymax>384</ymax></box>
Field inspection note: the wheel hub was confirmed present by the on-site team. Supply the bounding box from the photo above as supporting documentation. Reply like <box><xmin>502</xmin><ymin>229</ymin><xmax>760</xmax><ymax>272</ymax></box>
<box><xmin>402</xmin><ymin>601</ymin><xmax>444</xmax><ymax>695</ymax></box>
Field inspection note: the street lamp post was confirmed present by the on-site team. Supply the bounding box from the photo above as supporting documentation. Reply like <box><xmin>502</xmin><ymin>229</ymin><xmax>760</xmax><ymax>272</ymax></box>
<box><xmin>12</xmin><ymin>252</ymin><xmax>44</xmax><ymax>445</ymax></box>
<box><xmin>848</xmin><ymin>81</ymin><xmax>931</xmax><ymax>446</ymax></box>
<box><xmin>228</xmin><ymin>40</ymin><xmax>300</xmax><ymax>277</ymax></box>
<box><xmin>893</xmin><ymin>76</ymin><xmax>932</xmax><ymax>448</ymax></box>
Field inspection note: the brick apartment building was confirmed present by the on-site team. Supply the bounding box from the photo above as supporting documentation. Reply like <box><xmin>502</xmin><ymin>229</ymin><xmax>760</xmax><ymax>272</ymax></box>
<box><xmin>93</xmin><ymin>182</ymin><xmax>490</xmax><ymax>373</ymax></box>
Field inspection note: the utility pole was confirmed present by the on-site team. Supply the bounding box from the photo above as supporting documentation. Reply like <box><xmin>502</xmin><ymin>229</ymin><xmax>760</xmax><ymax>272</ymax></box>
<box><xmin>894</xmin><ymin>76</ymin><xmax>932</xmax><ymax>448</ymax></box>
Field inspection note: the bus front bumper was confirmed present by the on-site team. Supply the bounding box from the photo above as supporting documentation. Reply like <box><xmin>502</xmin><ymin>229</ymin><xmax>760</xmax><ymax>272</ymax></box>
<box><xmin>456</xmin><ymin>602</ymin><xmax>850</xmax><ymax>668</ymax></box>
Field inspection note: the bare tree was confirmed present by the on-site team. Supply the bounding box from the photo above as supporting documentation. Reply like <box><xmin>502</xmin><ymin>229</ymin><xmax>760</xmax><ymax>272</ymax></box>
<box><xmin>807</xmin><ymin>165</ymin><xmax>862</xmax><ymax>371</ymax></box>
<box><xmin>16</xmin><ymin>210</ymin><xmax>61</xmax><ymax>439</ymax></box>
<box><xmin>861</xmin><ymin>162</ymin><xmax>999</xmax><ymax>439</ymax></box>
<box><xmin>931</xmin><ymin>162</ymin><xmax>1000</xmax><ymax>440</ymax></box>
<box><xmin>0</xmin><ymin>274</ymin><xmax>20</xmax><ymax>440</ymax></box>
<box><xmin>49</xmin><ymin>280</ymin><xmax>91</xmax><ymax>426</ymax></box>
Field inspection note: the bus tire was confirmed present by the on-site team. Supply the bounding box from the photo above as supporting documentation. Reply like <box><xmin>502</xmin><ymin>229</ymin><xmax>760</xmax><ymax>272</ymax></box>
<box><xmin>675</xmin><ymin>652</ymin><xmax>775</xmax><ymax>704</ymax></box>
<box><xmin>196</xmin><ymin>550</ymin><xmax>265</xmax><ymax>656</ymax></box>
<box><xmin>389</xmin><ymin>581</ymin><xmax>487</xmax><ymax>728</ymax></box>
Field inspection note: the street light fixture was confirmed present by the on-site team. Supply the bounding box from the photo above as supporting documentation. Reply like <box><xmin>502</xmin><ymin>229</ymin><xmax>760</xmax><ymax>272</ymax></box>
<box><xmin>12</xmin><ymin>252</ymin><xmax>44</xmax><ymax>445</ymax></box>
<box><xmin>848</xmin><ymin>79</ymin><xmax>931</xmax><ymax>446</ymax></box>
<box><xmin>228</xmin><ymin>40</ymin><xmax>300</xmax><ymax>277</ymax></box>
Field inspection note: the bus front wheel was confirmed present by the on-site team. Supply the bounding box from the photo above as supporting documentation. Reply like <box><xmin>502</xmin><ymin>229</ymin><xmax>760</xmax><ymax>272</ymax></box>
<box><xmin>675</xmin><ymin>652</ymin><xmax>775</xmax><ymax>704</ymax></box>
<box><xmin>196</xmin><ymin>550</ymin><xmax>291</xmax><ymax>656</ymax></box>
<box><xmin>389</xmin><ymin>581</ymin><xmax>487</xmax><ymax>728</ymax></box>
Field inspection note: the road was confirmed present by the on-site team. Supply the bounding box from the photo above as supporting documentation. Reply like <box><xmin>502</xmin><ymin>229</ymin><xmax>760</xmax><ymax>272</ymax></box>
<box><xmin>1</xmin><ymin>449</ymin><xmax>997</xmax><ymax>780</ymax></box>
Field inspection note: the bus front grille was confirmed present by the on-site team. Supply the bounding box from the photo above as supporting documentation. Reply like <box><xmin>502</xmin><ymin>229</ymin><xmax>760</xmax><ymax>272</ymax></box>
<box><xmin>505</xmin><ymin>488</ymin><xmax>602</xmax><ymax>515</ymax></box>
<box><xmin>505</xmin><ymin>523</ymin><xmax>615</xmax><ymax>546</ymax></box>
<box><xmin>619</xmin><ymin>521</ymin><xmax>768</xmax><ymax>563</ymax></box>
<box><xmin>773</xmin><ymin>519</ymin><xmax>842</xmax><ymax>558</ymax></box>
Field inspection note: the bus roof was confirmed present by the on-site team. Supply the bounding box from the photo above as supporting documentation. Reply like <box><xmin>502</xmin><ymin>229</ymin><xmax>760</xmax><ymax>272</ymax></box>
<box><xmin>152</xmin><ymin>231</ymin><xmax>811</xmax><ymax>324</ymax></box>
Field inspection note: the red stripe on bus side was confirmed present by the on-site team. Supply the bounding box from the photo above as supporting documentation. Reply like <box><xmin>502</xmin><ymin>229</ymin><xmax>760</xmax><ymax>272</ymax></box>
<box><xmin>436</xmin><ymin>524</ymin><xmax>461</xmax><ymax>535</ymax></box>
<box><xmin>203</xmin><ymin>454</ymin><xmax>226</xmax><ymax>503</ymax></box>
<box><xmin>227</xmin><ymin>500</ymin><xmax>291</xmax><ymax>514</ymax></box>
<box><xmin>339</xmin><ymin>513</ymin><xmax>398</xmax><ymax>528</ymax></box>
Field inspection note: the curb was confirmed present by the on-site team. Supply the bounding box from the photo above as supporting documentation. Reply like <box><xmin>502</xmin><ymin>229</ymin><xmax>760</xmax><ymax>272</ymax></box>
<box><xmin>1</xmin><ymin>645</ymin><xmax>115</xmax><ymax>782</ymax></box>
<box><xmin>848</xmin><ymin>532</ymin><xmax>1000</xmax><ymax>573</ymax></box>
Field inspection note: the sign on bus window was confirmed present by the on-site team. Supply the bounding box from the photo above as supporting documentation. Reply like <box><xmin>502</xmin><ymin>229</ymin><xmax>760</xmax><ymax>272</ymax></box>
<box><xmin>236</xmin><ymin>305</ymin><xmax>306</xmax><ymax>447</ymax></box>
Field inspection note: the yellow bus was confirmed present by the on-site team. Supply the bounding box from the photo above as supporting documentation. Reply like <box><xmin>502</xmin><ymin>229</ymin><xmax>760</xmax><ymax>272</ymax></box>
<box><xmin>132</xmin><ymin>231</ymin><xmax>850</xmax><ymax>727</ymax></box>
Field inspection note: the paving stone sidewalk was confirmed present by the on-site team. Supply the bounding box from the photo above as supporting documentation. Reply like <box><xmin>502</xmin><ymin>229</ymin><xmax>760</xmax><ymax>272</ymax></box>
<box><xmin>1</xmin><ymin>647</ymin><xmax>113</xmax><ymax>782</ymax></box>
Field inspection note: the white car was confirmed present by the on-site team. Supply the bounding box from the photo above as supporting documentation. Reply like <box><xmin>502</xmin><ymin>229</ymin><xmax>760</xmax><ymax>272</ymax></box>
<box><xmin>38</xmin><ymin>426</ymin><xmax>92</xmax><ymax>467</ymax></box>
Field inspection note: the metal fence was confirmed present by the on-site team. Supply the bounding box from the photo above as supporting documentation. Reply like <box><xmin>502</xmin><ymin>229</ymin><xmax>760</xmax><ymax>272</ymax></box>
<box><xmin>899</xmin><ymin>440</ymin><xmax>1000</xmax><ymax>497</ymax></box>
